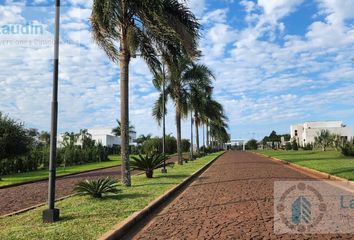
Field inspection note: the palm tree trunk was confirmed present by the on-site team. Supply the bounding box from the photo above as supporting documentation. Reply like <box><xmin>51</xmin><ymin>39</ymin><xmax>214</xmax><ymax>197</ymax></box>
<box><xmin>176</xmin><ymin>108</ymin><xmax>183</xmax><ymax>165</ymax></box>
<box><xmin>203</xmin><ymin>123</ymin><xmax>205</xmax><ymax>148</ymax></box>
<box><xmin>206</xmin><ymin>120</ymin><xmax>210</xmax><ymax>147</ymax></box>
<box><xmin>195</xmin><ymin>113</ymin><xmax>200</xmax><ymax>155</ymax></box>
<box><xmin>119</xmin><ymin>31</ymin><xmax>131</xmax><ymax>187</ymax></box>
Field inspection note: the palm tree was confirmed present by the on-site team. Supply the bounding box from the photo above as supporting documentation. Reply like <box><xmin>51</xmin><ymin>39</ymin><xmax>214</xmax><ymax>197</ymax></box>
<box><xmin>187</xmin><ymin>68</ymin><xmax>214</xmax><ymax>154</ymax></box>
<box><xmin>91</xmin><ymin>0</ymin><xmax>199</xmax><ymax>186</ymax></box>
<box><xmin>153</xmin><ymin>57</ymin><xmax>210</xmax><ymax>164</ymax></box>
<box><xmin>112</xmin><ymin>120</ymin><xmax>136</xmax><ymax>138</ymax></box>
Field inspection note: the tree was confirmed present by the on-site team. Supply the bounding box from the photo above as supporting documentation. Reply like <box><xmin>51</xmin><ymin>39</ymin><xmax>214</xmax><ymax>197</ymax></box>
<box><xmin>314</xmin><ymin>130</ymin><xmax>333</xmax><ymax>151</ymax></box>
<box><xmin>112</xmin><ymin>120</ymin><xmax>136</xmax><ymax>138</ymax></box>
<box><xmin>153</xmin><ymin>57</ymin><xmax>208</xmax><ymax>164</ymax></box>
<box><xmin>39</xmin><ymin>131</ymin><xmax>51</xmax><ymax>146</ymax></box>
<box><xmin>0</xmin><ymin>112</ymin><xmax>32</xmax><ymax>179</ymax></box>
<box><xmin>136</xmin><ymin>134</ymin><xmax>152</xmax><ymax>145</ymax></box>
<box><xmin>246</xmin><ymin>139</ymin><xmax>258</xmax><ymax>150</ymax></box>
<box><xmin>186</xmin><ymin>65</ymin><xmax>214</xmax><ymax>154</ymax></box>
<box><xmin>91</xmin><ymin>0</ymin><xmax>200</xmax><ymax>186</ymax></box>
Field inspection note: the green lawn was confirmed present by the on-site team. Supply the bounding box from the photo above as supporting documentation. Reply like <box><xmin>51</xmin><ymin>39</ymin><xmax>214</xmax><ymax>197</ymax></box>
<box><xmin>0</xmin><ymin>152</ymin><xmax>223</xmax><ymax>240</ymax></box>
<box><xmin>257</xmin><ymin>150</ymin><xmax>354</xmax><ymax>180</ymax></box>
<box><xmin>0</xmin><ymin>155</ymin><xmax>121</xmax><ymax>187</ymax></box>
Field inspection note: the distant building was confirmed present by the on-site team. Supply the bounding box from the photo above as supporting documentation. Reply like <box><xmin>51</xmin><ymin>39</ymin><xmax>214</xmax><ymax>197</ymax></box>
<box><xmin>290</xmin><ymin>121</ymin><xmax>352</xmax><ymax>147</ymax></box>
<box><xmin>58</xmin><ymin>128</ymin><xmax>137</xmax><ymax>148</ymax></box>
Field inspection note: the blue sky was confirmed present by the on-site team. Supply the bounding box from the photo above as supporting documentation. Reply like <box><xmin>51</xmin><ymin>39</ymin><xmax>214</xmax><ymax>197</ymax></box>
<box><xmin>0</xmin><ymin>0</ymin><xmax>354</xmax><ymax>141</ymax></box>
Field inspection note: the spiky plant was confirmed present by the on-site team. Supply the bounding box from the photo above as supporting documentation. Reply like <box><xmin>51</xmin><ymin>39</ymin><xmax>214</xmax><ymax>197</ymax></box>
<box><xmin>74</xmin><ymin>177</ymin><xmax>120</xmax><ymax>198</ymax></box>
<box><xmin>131</xmin><ymin>154</ymin><xmax>171</xmax><ymax>178</ymax></box>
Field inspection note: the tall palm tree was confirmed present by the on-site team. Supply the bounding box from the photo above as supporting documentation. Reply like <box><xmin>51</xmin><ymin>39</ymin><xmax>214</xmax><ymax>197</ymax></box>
<box><xmin>187</xmin><ymin>66</ymin><xmax>214</xmax><ymax>154</ymax></box>
<box><xmin>153</xmin><ymin>57</ymin><xmax>209</xmax><ymax>164</ymax></box>
<box><xmin>91</xmin><ymin>0</ymin><xmax>199</xmax><ymax>186</ymax></box>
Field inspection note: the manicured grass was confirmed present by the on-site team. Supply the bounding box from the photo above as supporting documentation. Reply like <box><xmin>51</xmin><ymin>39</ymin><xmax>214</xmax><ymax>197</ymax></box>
<box><xmin>0</xmin><ymin>152</ymin><xmax>223</xmax><ymax>240</ymax></box>
<box><xmin>0</xmin><ymin>155</ymin><xmax>121</xmax><ymax>187</ymax></box>
<box><xmin>257</xmin><ymin>150</ymin><xmax>354</xmax><ymax>180</ymax></box>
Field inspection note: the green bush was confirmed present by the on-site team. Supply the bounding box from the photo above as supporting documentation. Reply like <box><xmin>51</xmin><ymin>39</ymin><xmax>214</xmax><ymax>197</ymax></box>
<box><xmin>246</xmin><ymin>139</ymin><xmax>258</xmax><ymax>150</ymax></box>
<box><xmin>285</xmin><ymin>142</ymin><xmax>292</xmax><ymax>150</ymax></box>
<box><xmin>130</xmin><ymin>153</ymin><xmax>172</xmax><ymax>178</ymax></box>
<box><xmin>181</xmin><ymin>139</ymin><xmax>191</xmax><ymax>152</ymax></box>
<box><xmin>142</xmin><ymin>135</ymin><xmax>177</xmax><ymax>155</ymax></box>
<box><xmin>292</xmin><ymin>140</ymin><xmax>299</xmax><ymax>151</ymax></box>
<box><xmin>303</xmin><ymin>143</ymin><xmax>313</xmax><ymax>151</ymax></box>
<box><xmin>341</xmin><ymin>143</ymin><xmax>354</xmax><ymax>157</ymax></box>
<box><xmin>74</xmin><ymin>177</ymin><xmax>120</xmax><ymax>198</ymax></box>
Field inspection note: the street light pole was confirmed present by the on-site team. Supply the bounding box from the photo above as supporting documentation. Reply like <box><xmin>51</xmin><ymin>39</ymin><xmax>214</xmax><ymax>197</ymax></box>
<box><xmin>161</xmin><ymin>62</ymin><xmax>167</xmax><ymax>174</ymax></box>
<box><xmin>43</xmin><ymin>0</ymin><xmax>60</xmax><ymax>223</ymax></box>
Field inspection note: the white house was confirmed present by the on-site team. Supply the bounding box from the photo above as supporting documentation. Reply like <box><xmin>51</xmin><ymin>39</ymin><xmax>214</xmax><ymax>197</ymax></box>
<box><xmin>290</xmin><ymin>121</ymin><xmax>352</xmax><ymax>147</ymax></box>
<box><xmin>58</xmin><ymin>128</ymin><xmax>137</xmax><ymax>148</ymax></box>
<box><xmin>88</xmin><ymin>128</ymin><xmax>137</xmax><ymax>147</ymax></box>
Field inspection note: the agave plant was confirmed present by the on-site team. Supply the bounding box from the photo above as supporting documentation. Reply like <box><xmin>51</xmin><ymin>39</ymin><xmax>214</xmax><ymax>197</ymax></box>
<box><xmin>74</xmin><ymin>177</ymin><xmax>120</xmax><ymax>198</ymax></box>
<box><xmin>131</xmin><ymin>154</ymin><xmax>172</xmax><ymax>178</ymax></box>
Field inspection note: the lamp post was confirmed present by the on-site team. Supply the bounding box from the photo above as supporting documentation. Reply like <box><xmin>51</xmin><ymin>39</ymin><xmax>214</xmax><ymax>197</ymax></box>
<box><xmin>161</xmin><ymin>61</ymin><xmax>167</xmax><ymax>174</ymax></box>
<box><xmin>43</xmin><ymin>0</ymin><xmax>60</xmax><ymax>223</ymax></box>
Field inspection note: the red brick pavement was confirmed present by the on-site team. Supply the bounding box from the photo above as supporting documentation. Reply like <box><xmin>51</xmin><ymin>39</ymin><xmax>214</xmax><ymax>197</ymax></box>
<box><xmin>131</xmin><ymin>151</ymin><xmax>354</xmax><ymax>240</ymax></box>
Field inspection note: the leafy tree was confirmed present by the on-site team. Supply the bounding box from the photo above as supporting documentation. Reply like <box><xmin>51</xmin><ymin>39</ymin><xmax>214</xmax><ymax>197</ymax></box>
<box><xmin>246</xmin><ymin>139</ymin><xmax>258</xmax><ymax>150</ymax></box>
<box><xmin>91</xmin><ymin>0</ymin><xmax>199</xmax><ymax>186</ymax></box>
<box><xmin>314</xmin><ymin>130</ymin><xmax>333</xmax><ymax>151</ymax></box>
<box><xmin>0</xmin><ymin>112</ymin><xmax>33</xmax><ymax>179</ymax></box>
<box><xmin>39</xmin><ymin>131</ymin><xmax>50</xmax><ymax>146</ymax></box>
<box><xmin>181</xmin><ymin>139</ymin><xmax>191</xmax><ymax>152</ymax></box>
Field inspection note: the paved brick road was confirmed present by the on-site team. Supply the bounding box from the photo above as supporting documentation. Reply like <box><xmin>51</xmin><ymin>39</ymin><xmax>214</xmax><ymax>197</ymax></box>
<box><xmin>131</xmin><ymin>151</ymin><xmax>354</xmax><ymax>240</ymax></box>
<box><xmin>0</xmin><ymin>156</ymin><xmax>180</xmax><ymax>216</ymax></box>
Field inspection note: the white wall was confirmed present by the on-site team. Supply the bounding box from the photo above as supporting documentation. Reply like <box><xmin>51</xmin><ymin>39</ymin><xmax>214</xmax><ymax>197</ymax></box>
<box><xmin>290</xmin><ymin>121</ymin><xmax>353</xmax><ymax>147</ymax></box>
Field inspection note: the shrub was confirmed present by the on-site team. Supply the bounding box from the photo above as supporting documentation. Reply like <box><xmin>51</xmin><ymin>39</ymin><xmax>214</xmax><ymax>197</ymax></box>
<box><xmin>341</xmin><ymin>143</ymin><xmax>354</xmax><ymax>157</ymax></box>
<box><xmin>130</xmin><ymin>153</ymin><xmax>172</xmax><ymax>178</ymax></box>
<box><xmin>181</xmin><ymin>139</ymin><xmax>191</xmax><ymax>152</ymax></box>
<box><xmin>292</xmin><ymin>140</ymin><xmax>299</xmax><ymax>151</ymax></box>
<box><xmin>142</xmin><ymin>135</ymin><xmax>177</xmax><ymax>155</ymax></box>
<box><xmin>303</xmin><ymin>143</ymin><xmax>313</xmax><ymax>151</ymax></box>
<box><xmin>74</xmin><ymin>177</ymin><xmax>120</xmax><ymax>198</ymax></box>
<box><xmin>285</xmin><ymin>142</ymin><xmax>292</xmax><ymax>150</ymax></box>
<box><xmin>245</xmin><ymin>139</ymin><xmax>258</xmax><ymax>150</ymax></box>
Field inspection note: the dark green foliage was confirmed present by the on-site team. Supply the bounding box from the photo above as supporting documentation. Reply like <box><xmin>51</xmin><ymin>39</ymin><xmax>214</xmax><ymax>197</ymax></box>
<box><xmin>74</xmin><ymin>177</ymin><xmax>120</xmax><ymax>198</ymax></box>
<box><xmin>292</xmin><ymin>140</ymin><xmax>299</xmax><ymax>151</ymax></box>
<box><xmin>285</xmin><ymin>142</ymin><xmax>292</xmax><ymax>150</ymax></box>
<box><xmin>130</xmin><ymin>153</ymin><xmax>172</xmax><ymax>178</ymax></box>
<box><xmin>0</xmin><ymin>123</ymin><xmax>110</xmax><ymax>176</ymax></box>
<box><xmin>181</xmin><ymin>139</ymin><xmax>191</xmax><ymax>152</ymax></box>
<box><xmin>303</xmin><ymin>143</ymin><xmax>313</xmax><ymax>151</ymax></box>
<box><xmin>341</xmin><ymin>143</ymin><xmax>354</xmax><ymax>157</ymax></box>
<box><xmin>245</xmin><ymin>139</ymin><xmax>258</xmax><ymax>150</ymax></box>
<box><xmin>142</xmin><ymin>135</ymin><xmax>177</xmax><ymax>154</ymax></box>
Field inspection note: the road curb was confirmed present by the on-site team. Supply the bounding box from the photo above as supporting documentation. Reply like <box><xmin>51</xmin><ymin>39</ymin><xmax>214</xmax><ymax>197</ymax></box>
<box><xmin>0</xmin><ymin>194</ymin><xmax>76</xmax><ymax>218</ymax></box>
<box><xmin>99</xmin><ymin>151</ymin><xmax>226</xmax><ymax>240</ymax></box>
<box><xmin>0</xmin><ymin>165</ymin><xmax>121</xmax><ymax>190</ymax></box>
<box><xmin>253</xmin><ymin>152</ymin><xmax>354</xmax><ymax>186</ymax></box>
